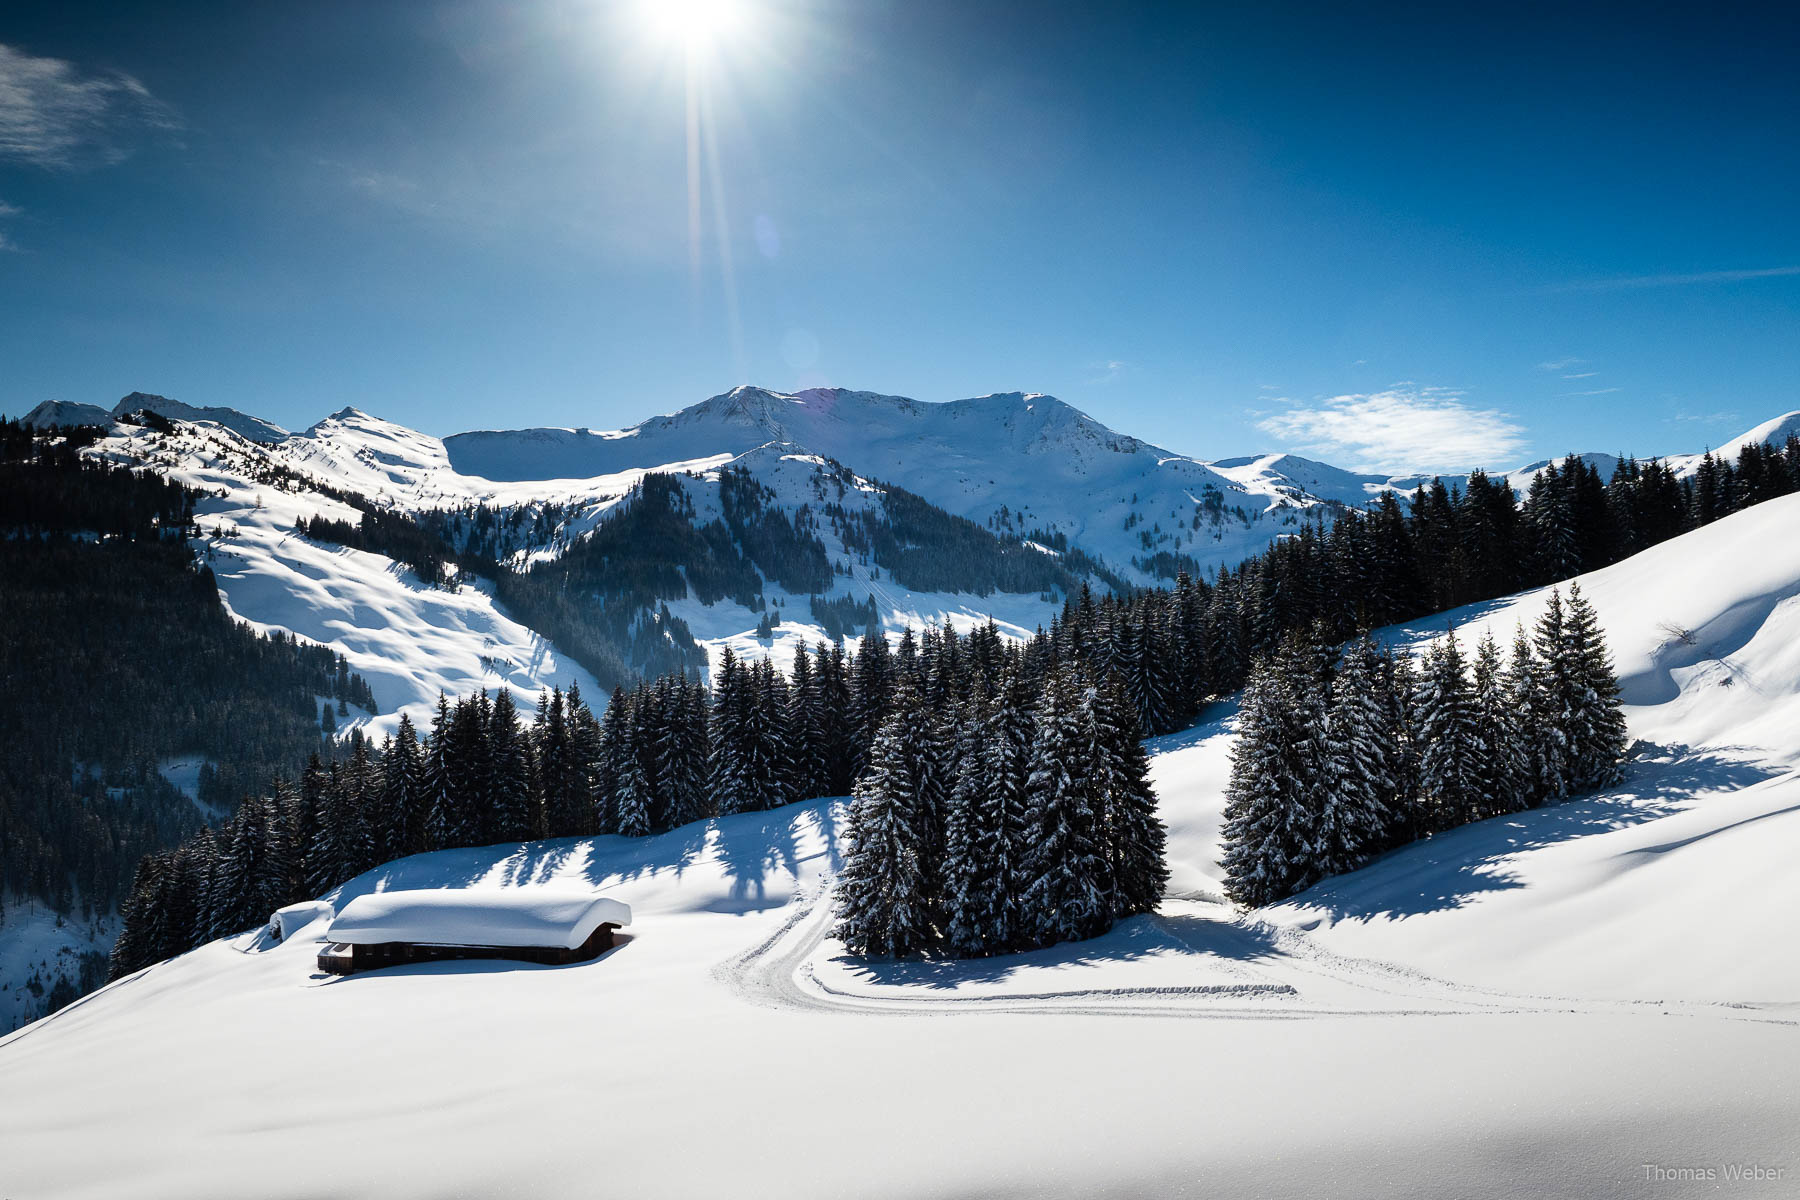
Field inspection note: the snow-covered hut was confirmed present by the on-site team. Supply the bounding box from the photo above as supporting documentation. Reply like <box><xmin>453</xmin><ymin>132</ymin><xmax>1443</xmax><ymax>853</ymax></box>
<box><xmin>318</xmin><ymin>888</ymin><xmax>631</xmax><ymax>976</ymax></box>
<box><xmin>269</xmin><ymin>900</ymin><xmax>336</xmax><ymax>942</ymax></box>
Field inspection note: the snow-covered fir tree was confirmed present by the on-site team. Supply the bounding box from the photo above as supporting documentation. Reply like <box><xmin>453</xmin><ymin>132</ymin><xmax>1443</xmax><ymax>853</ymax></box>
<box><xmin>488</xmin><ymin>689</ymin><xmax>533</xmax><ymax>842</ymax></box>
<box><xmin>1470</xmin><ymin>630</ymin><xmax>1531</xmax><ymax>817</ymax></box>
<box><xmin>941</xmin><ymin>692</ymin><xmax>1006</xmax><ymax>957</ymax></box>
<box><xmin>1091</xmin><ymin>677</ymin><xmax>1168</xmax><ymax>917</ymax></box>
<box><xmin>1560</xmin><ymin>583</ymin><xmax>1630</xmax><ymax>789</ymax></box>
<box><xmin>1530</xmin><ymin>589</ymin><xmax>1577</xmax><ymax>800</ymax></box>
<box><xmin>1016</xmin><ymin>669</ymin><xmax>1110</xmax><ymax>947</ymax></box>
<box><xmin>1413</xmin><ymin>630</ymin><xmax>1483</xmax><ymax>833</ymax></box>
<box><xmin>832</xmin><ymin>681</ymin><xmax>940</xmax><ymax>957</ymax></box>
<box><xmin>1314</xmin><ymin>634</ymin><xmax>1396</xmax><ymax>877</ymax></box>
<box><xmin>1219</xmin><ymin>632</ymin><xmax>1328</xmax><ymax>907</ymax></box>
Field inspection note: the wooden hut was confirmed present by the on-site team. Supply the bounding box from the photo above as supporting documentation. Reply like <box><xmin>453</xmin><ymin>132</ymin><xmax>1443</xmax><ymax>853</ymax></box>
<box><xmin>318</xmin><ymin>888</ymin><xmax>631</xmax><ymax>976</ymax></box>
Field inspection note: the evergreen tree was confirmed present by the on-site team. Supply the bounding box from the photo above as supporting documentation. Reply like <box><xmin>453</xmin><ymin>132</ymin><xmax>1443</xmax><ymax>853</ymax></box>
<box><xmin>1471</xmin><ymin>630</ymin><xmax>1531</xmax><ymax>816</ymax></box>
<box><xmin>612</xmin><ymin>690</ymin><xmax>653</xmax><ymax>837</ymax></box>
<box><xmin>816</xmin><ymin>639</ymin><xmax>855</xmax><ymax>794</ymax></box>
<box><xmin>1560</xmin><ymin>583</ymin><xmax>1630</xmax><ymax>789</ymax></box>
<box><xmin>205</xmin><ymin>808</ymin><xmax>264</xmax><ymax>938</ymax></box>
<box><xmin>709</xmin><ymin>648</ymin><xmax>753</xmax><ymax>816</ymax></box>
<box><xmin>386</xmin><ymin>714</ymin><xmax>427</xmax><ymax>857</ymax></box>
<box><xmin>1413</xmin><ymin>631</ymin><xmax>1482</xmax><ymax>832</ymax></box>
<box><xmin>488</xmin><ymin>688</ymin><xmax>533</xmax><ymax>841</ymax></box>
<box><xmin>833</xmin><ymin>691</ymin><xmax>939</xmax><ymax>957</ymax></box>
<box><xmin>1016</xmin><ymin>669</ymin><xmax>1110</xmax><ymax>946</ymax></box>
<box><xmin>848</xmin><ymin>628</ymin><xmax>893</xmax><ymax>778</ymax></box>
<box><xmin>787</xmin><ymin>643</ymin><xmax>828</xmax><ymax>800</ymax></box>
<box><xmin>1385</xmin><ymin>647</ymin><xmax>1423</xmax><ymax>841</ymax></box>
<box><xmin>1314</xmin><ymin>635</ymin><xmax>1396</xmax><ymax>876</ymax></box>
<box><xmin>1219</xmin><ymin>633</ymin><xmax>1327</xmax><ymax>907</ymax></box>
<box><xmin>1530</xmin><ymin>589</ymin><xmax>1577</xmax><ymax>800</ymax></box>
<box><xmin>980</xmin><ymin>665</ymin><xmax>1037</xmax><ymax>949</ymax></box>
<box><xmin>1091</xmin><ymin>677</ymin><xmax>1167</xmax><ymax>917</ymax></box>
<box><xmin>941</xmin><ymin>694</ymin><xmax>1005</xmax><ymax>956</ymax></box>
<box><xmin>594</xmin><ymin>686</ymin><xmax>633</xmax><ymax>834</ymax></box>
<box><xmin>422</xmin><ymin>693</ymin><xmax>457</xmax><ymax>851</ymax></box>
<box><xmin>566</xmin><ymin>683</ymin><xmax>607</xmax><ymax>835</ymax></box>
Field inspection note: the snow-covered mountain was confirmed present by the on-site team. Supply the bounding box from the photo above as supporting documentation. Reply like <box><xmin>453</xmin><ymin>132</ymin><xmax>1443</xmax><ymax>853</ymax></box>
<box><xmin>111</xmin><ymin>391</ymin><xmax>290</xmax><ymax>444</ymax></box>
<box><xmin>8</xmin><ymin>488</ymin><xmax>1800</xmax><ymax>1197</ymax></box>
<box><xmin>444</xmin><ymin>386</ymin><xmax>1317</xmax><ymax>585</ymax></box>
<box><xmin>27</xmin><ymin>388</ymin><xmax>1800</xmax><ymax>730</ymax></box>
<box><xmin>20</xmin><ymin>399</ymin><xmax>113</xmax><ymax>428</ymax></box>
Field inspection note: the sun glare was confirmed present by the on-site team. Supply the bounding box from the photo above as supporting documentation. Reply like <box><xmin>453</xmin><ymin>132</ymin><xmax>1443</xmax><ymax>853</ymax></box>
<box><xmin>642</xmin><ymin>0</ymin><xmax>745</xmax><ymax>49</ymax></box>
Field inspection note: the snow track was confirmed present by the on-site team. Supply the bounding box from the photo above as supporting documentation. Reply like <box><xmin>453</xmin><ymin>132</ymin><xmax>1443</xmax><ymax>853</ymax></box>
<box><xmin>719</xmin><ymin>885</ymin><xmax>1794</xmax><ymax>1026</ymax></box>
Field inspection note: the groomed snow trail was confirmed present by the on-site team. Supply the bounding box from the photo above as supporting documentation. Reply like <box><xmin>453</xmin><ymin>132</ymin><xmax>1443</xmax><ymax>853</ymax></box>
<box><xmin>718</xmin><ymin>883</ymin><xmax>1794</xmax><ymax>1026</ymax></box>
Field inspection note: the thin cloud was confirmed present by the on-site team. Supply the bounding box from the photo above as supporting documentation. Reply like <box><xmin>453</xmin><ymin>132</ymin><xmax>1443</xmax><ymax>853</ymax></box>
<box><xmin>1549</xmin><ymin>265</ymin><xmax>1800</xmax><ymax>293</ymax></box>
<box><xmin>1562</xmin><ymin>371</ymin><xmax>1598</xmax><ymax>379</ymax></box>
<box><xmin>0</xmin><ymin>43</ymin><xmax>179</xmax><ymax>168</ymax></box>
<box><xmin>1256</xmin><ymin>387</ymin><xmax>1527</xmax><ymax>474</ymax></box>
<box><xmin>1538</xmin><ymin>357</ymin><xmax>1583</xmax><ymax>372</ymax></box>
<box><xmin>1565</xmin><ymin>386</ymin><xmax>1621</xmax><ymax>396</ymax></box>
<box><xmin>1086</xmin><ymin>359</ymin><xmax>1129</xmax><ymax>384</ymax></box>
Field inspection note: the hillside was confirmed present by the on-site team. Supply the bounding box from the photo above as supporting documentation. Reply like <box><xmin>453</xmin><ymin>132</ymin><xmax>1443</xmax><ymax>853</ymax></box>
<box><xmin>5</xmin><ymin>493</ymin><xmax>1800</xmax><ymax>1197</ymax></box>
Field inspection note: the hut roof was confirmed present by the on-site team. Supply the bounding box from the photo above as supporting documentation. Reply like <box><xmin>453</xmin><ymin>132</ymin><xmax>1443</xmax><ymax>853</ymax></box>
<box><xmin>326</xmin><ymin>888</ymin><xmax>632</xmax><ymax>951</ymax></box>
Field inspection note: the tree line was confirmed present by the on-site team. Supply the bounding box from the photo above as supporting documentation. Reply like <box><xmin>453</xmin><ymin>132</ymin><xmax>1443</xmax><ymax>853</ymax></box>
<box><xmin>1037</xmin><ymin>432</ymin><xmax>1800</xmax><ymax>743</ymax></box>
<box><xmin>1221</xmin><ymin>585</ymin><xmax>1628</xmax><ymax>907</ymax></box>
<box><xmin>111</xmin><ymin>615</ymin><xmax>1172</xmax><ymax>975</ymax></box>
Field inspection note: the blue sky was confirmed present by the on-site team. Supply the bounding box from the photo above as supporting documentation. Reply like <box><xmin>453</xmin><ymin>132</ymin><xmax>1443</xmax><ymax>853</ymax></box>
<box><xmin>1</xmin><ymin>1</ymin><xmax>1796</xmax><ymax>471</ymax></box>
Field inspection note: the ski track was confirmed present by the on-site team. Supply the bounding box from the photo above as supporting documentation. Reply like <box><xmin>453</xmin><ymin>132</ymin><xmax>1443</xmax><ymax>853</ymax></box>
<box><xmin>718</xmin><ymin>885</ymin><xmax>1797</xmax><ymax>1026</ymax></box>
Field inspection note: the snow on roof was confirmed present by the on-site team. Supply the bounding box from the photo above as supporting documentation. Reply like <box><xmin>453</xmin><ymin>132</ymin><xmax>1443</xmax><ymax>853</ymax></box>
<box><xmin>327</xmin><ymin>888</ymin><xmax>632</xmax><ymax>950</ymax></box>
<box><xmin>270</xmin><ymin>900</ymin><xmax>336</xmax><ymax>941</ymax></box>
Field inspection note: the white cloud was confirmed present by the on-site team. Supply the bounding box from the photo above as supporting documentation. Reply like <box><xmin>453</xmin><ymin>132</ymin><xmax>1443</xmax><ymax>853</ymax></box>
<box><xmin>1562</xmin><ymin>370</ymin><xmax>1597</xmax><ymax>379</ymax></box>
<box><xmin>1550</xmin><ymin>265</ymin><xmax>1800</xmax><ymax>292</ymax></box>
<box><xmin>1565</xmin><ymin>386</ymin><xmax>1621</xmax><ymax>396</ymax></box>
<box><xmin>1537</xmin><ymin>357</ymin><xmax>1583</xmax><ymax>372</ymax></box>
<box><xmin>1086</xmin><ymin>359</ymin><xmax>1129</xmax><ymax>384</ymax></box>
<box><xmin>1256</xmin><ymin>387</ymin><xmax>1527</xmax><ymax>474</ymax></box>
<box><xmin>0</xmin><ymin>43</ymin><xmax>179</xmax><ymax>167</ymax></box>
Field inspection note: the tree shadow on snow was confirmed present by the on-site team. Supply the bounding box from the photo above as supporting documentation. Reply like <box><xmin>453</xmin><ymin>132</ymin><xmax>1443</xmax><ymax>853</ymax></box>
<box><xmin>712</xmin><ymin>806</ymin><xmax>801</xmax><ymax>911</ymax></box>
<box><xmin>829</xmin><ymin>910</ymin><xmax>1282</xmax><ymax>991</ymax></box>
<box><xmin>1287</xmin><ymin>742</ymin><xmax>1786</xmax><ymax>923</ymax></box>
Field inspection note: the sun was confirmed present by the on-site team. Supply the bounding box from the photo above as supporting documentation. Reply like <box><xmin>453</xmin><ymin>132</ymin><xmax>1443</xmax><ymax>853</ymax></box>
<box><xmin>641</xmin><ymin>0</ymin><xmax>746</xmax><ymax>49</ymax></box>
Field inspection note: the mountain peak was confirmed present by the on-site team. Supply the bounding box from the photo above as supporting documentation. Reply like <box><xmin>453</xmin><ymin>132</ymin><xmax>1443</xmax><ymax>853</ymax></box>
<box><xmin>108</xmin><ymin>392</ymin><xmax>289</xmax><ymax>444</ymax></box>
<box><xmin>21</xmin><ymin>400</ymin><xmax>113</xmax><ymax>428</ymax></box>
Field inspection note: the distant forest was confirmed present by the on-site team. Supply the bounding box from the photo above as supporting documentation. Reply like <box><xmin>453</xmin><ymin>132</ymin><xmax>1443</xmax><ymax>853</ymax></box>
<box><xmin>0</xmin><ymin>421</ymin><xmax>375</xmax><ymax>927</ymax></box>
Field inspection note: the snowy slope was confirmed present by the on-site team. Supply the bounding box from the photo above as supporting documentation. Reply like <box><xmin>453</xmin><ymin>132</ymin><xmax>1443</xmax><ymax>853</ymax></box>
<box><xmin>86</xmin><ymin>420</ymin><xmax>607</xmax><ymax>741</ymax></box>
<box><xmin>7</xmin><ymin>494</ymin><xmax>1800</xmax><ymax>1198</ymax></box>
<box><xmin>1210</xmin><ymin>451</ymin><xmax>1395</xmax><ymax>506</ymax></box>
<box><xmin>80</xmin><ymin>409</ymin><xmax>1083</xmax><ymax>694</ymax></box>
<box><xmin>1667</xmin><ymin>409</ymin><xmax>1800</xmax><ymax>477</ymax></box>
<box><xmin>110</xmin><ymin>391</ymin><xmax>289</xmax><ymax>443</ymax></box>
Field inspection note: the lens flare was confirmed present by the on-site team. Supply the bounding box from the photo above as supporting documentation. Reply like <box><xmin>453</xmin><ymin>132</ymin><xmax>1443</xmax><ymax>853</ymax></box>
<box><xmin>642</xmin><ymin>0</ymin><xmax>744</xmax><ymax>48</ymax></box>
